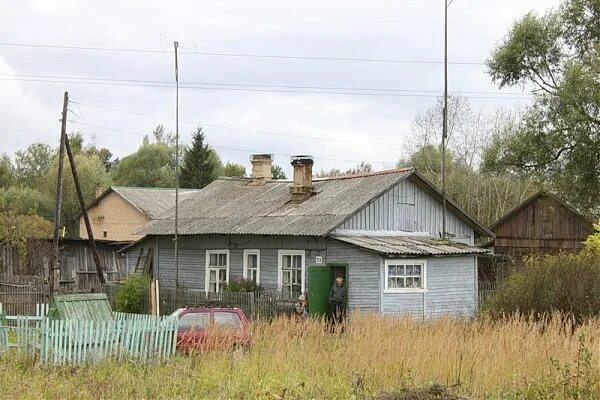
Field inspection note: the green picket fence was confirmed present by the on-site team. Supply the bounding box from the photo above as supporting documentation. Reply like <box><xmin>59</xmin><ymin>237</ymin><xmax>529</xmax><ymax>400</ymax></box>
<box><xmin>0</xmin><ymin>312</ymin><xmax>178</xmax><ymax>365</ymax></box>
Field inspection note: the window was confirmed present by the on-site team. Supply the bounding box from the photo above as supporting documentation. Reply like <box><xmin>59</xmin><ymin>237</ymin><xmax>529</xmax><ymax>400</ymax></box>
<box><xmin>384</xmin><ymin>260</ymin><xmax>426</xmax><ymax>292</ymax></box>
<box><xmin>205</xmin><ymin>250</ymin><xmax>229</xmax><ymax>292</ymax></box>
<box><xmin>214</xmin><ymin>311</ymin><xmax>242</xmax><ymax>328</ymax></box>
<box><xmin>278</xmin><ymin>250</ymin><xmax>305</xmax><ymax>298</ymax></box>
<box><xmin>243</xmin><ymin>250</ymin><xmax>260</xmax><ymax>284</ymax></box>
<box><xmin>178</xmin><ymin>312</ymin><xmax>210</xmax><ymax>329</ymax></box>
<box><xmin>103</xmin><ymin>230</ymin><xmax>108</xmax><ymax>238</ymax></box>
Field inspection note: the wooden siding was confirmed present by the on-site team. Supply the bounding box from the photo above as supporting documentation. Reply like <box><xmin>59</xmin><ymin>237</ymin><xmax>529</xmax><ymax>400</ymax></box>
<box><xmin>380</xmin><ymin>255</ymin><xmax>476</xmax><ymax>317</ymax></box>
<box><xmin>0</xmin><ymin>239</ymin><xmax>128</xmax><ymax>289</ymax></box>
<box><xmin>326</xmin><ymin>239</ymin><xmax>380</xmax><ymax>313</ymax></box>
<box><xmin>494</xmin><ymin>195</ymin><xmax>594</xmax><ymax>252</ymax></box>
<box><xmin>153</xmin><ymin>235</ymin><xmax>328</xmax><ymax>290</ymax></box>
<box><xmin>336</xmin><ymin>178</ymin><xmax>474</xmax><ymax>244</ymax></box>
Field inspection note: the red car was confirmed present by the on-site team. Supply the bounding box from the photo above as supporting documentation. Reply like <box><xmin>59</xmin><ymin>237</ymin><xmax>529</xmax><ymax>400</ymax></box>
<box><xmin>172</xmin><ymin>307</ymin><xmax>251</xmax><ymax>351</ymax></box>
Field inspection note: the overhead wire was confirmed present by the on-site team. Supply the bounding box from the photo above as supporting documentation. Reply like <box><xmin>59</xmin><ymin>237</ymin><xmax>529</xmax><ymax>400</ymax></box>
<box><xmin>0</xmin><ymin>76</ymin><xmax>533</xmax><ymax>100</ymax></box>
<box><xmin>66</xmin><ymin>119</ymin><xmax>393</xmax><ymax>166</ymax></box>
<box><xmin>0</xmin><ymin>72</ymin><xmax>532</xmax><ymax>97</ymax></box>
<box><xmin>0</xmin><ymin>41</ymin><xmax>484</xmax><ymax>65</ymax></box>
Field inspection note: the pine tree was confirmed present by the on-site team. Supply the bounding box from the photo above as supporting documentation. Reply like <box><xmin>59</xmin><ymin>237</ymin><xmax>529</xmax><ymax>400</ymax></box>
<box><xmin>180</xmin><ymin>128</ymin><xmax>223</xmax><ymax>188</ymax></box>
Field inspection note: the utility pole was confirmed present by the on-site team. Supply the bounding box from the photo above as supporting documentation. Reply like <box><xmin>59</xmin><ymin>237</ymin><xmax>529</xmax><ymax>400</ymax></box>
<box><xmin>441</xmin><ymin>0</ymin><xmax>450</xmax><ymax>240</ymax></box>
<box><xmin>174</xmin><ymin>40</ymin><xmax>180</xmax><ymax>289</ymax></box>
<box><xmin>64</xmin><ymin>133</ymin><xmax>106</xmax><ymax>284</ymax></box>
<box><xmin>50</xmin><ymin>91</ymin><xmax>68</xmax><ymax>294</ymax></box>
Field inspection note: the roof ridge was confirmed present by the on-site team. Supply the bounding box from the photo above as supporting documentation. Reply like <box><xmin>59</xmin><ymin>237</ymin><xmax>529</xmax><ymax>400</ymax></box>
<box><xmin>112</xmin><ymin>186</ymin><xmax>200</xmax><ymax>191</ymax></box>
<box><xmin>313</xmin><ymin>167</ymin><xmax>414</xmax><ymax>181</ymax></box>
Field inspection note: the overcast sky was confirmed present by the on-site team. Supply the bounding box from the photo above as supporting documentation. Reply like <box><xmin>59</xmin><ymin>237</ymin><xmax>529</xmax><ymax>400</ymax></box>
<box><xmin>1</xmin><ymin>0</ymin><xmax>559</xmax><ymax>176</ymax></box>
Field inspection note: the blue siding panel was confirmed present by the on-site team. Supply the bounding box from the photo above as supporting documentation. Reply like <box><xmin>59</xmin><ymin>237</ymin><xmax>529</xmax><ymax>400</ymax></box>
<box><xmin>337</xmin><ymin>179</ymin><xmax>475</xmax><ymax>244</ymax></box>
<box><xmin>151</xmin><ymin>235</ymin><xmax>327</xmax><ymax>291</ymax></box>
<box><xmin>380</xmin><ymin>255</ymin><xmax>477</xmax><ymax>318</ymax></box>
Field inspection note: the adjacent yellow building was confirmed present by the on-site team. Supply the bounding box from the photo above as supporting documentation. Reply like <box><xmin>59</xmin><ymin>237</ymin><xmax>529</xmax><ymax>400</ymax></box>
<box><xmin>80</xmin><ymin>187</ymin><xmax>199</xmax><ymax>242</ymax></box>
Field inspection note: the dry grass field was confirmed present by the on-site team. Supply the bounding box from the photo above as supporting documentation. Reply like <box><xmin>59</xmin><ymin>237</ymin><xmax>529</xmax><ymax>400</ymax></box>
<box><xmin>1</xmin><ymin>314</ymin><xmax>599</xmax><ymax>399</ymax></box>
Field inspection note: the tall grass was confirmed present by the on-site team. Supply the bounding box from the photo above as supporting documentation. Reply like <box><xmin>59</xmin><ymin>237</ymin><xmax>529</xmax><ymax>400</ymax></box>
<box><xmin>1</xmin><ymin>314</ymin><xmax>599</xmax><ymax>399</ymax></box>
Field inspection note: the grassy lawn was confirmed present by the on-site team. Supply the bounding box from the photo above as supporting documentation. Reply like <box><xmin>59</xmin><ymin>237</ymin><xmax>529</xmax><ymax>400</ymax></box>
<box><xmin>0</xmin><ymin>315</ymin><xmax>598</xmax><ymax>399</ymax></box>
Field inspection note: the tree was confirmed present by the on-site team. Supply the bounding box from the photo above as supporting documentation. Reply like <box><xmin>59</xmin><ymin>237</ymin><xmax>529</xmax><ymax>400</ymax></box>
<box><xmin>222</xmin><ymin>162</ymin><xmax>246</xmax><ymax>178</ymax></box>
<box><xmin>317</xmin><ymin>162</ymin><xmax>373</xmax><ymax>178</ymax></box>
<box><xmin>410</xmin><ymin>95</ymin><xmax>518</xmax><ymax>169</ymax></box>
<box><xmin>0</xmin><ymin>187</ymin><xmax>53</xmax><ymax>218</ymax></box>
<box><xmin>14</xmin><ymin>142</ymin><xmax>53</xmax><ymax>189</ymax></box>
<box><xmin>112</xmin><ymin>135</ymin><xmax>176</xmax><ymax>188</ymax></box>
<box><xmin>179</xmin><ymin>128</ymin><xmax>223</xmax><ymax>188</ymax></box>
<box><xmin>0</xmin><ymin>154</ymin><xmax>14</xmax><ymax>189</ymax></box>
<box><xmin>46</xmin><ymin>150</ymin><xmax>111</xmax><ymax>234</ymax></box>
<box><xmin>271</xmin><ymin>165</ymin><xmax>287</xmax><ymax>180</ymax></box>
<box><xmin>398</xmin><ymin>145</ymin><xmax>538</xmax><ymax>226</ymax></box>
<box><xmin>485</xmin><ymin>0</ymin><xmax>600</xmax><ymax>213</ymax></box>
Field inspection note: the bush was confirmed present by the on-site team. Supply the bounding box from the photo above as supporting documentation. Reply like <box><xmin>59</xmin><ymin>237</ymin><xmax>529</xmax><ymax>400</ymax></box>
<box><xmin>483</xmin><ymin>252</ymin><xmax>600</xmax><ymax>322</ymax></box>
<box><xmin>224</xmin><ymin>277</ymin><xmax>261</xmax><ymax>292</ymax></box>
<box><xmin>114</xmin><ymin>274</ymin><xmax>149</xmax><ymax>313</ymax></box>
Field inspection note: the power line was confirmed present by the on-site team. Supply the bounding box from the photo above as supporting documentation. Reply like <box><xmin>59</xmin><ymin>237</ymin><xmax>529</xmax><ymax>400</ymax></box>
<box><xmin>66</xmin><ymin>120</ymin><xmax>391</xmax><ymax>165</ymax></box>
<box><xmin>0</xmin><ymin>73</ymin><xmax>532</xmax><ymax>97</ymax></box>
<box><xmin>0</xmin><ymin>76</ymin><xmax>533</xmax><ymax>100</ymax></box>
<box><xmin>0</xmin><ymin>41</ymin><xmax>485</xmax><ymax>65</ymax></box>
<box><xmin>72</xmin><ymin>101</ymin><xmax>406</xmax><ymax>147</ymax></box>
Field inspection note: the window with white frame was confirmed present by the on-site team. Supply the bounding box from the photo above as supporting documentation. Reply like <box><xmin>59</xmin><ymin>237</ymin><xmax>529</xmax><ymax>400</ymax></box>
<box><xmin>279</xmin><ymin>250</ymin><xmax>305</xmax><ymax>298</ymax></box>
<box><xmin>384</xmin><ymin>260</ymin><xmax>425</xmax><ymax>291</ymax></box>
<box><xmin>206</xmin><ymin>250</ymin><xmax>229</xmax><ymax>292</ymax></box>
<box><xmin>243</xmin><ymin>250</ymin><xmax>260</xmax><ymax>284</ymax></box>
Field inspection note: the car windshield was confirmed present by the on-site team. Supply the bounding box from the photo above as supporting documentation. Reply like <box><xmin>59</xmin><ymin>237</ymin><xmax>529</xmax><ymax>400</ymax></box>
<box><xmin>214</xmin><ymin>311</ymin><xmax>242</xmax><ymax>328</ymax></box>
<box><xmin>178</xmin><ymin>311</ymin><xmax>210</xmax><ymax>329</ymax></box>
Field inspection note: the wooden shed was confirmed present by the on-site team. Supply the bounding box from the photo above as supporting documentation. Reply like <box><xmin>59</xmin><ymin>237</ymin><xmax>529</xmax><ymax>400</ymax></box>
<box><xmin>488</xmin><ymin>191</ymin><xmax>595</xmax><ymax>269</ymax></box>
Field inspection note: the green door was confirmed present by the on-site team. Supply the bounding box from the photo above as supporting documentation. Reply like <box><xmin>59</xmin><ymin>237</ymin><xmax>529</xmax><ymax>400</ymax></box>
<box><xmin>308</xmin><ymin>265</ymin><xmax>331</xmax><ymax>317</ymax></box>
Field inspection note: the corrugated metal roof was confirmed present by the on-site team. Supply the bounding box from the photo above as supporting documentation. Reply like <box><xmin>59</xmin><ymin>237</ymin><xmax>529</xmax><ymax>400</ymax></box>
<box><xmin>138</xmin><ymin>169</ymin><xmax>413</xmax><ymax>236</ymax></box>
<box><xmin>111</xmin><ymin>187</ymin><xmax>199</xmax><ymax>219</ymax></box>
<box><xmin>331</xmin><ymin>234</ymin><xmax>490</xmax><ymax>256</ymax></box>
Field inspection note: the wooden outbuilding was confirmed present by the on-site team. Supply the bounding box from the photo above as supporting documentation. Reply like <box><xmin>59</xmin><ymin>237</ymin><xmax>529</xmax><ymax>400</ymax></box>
<box><xmin>486</xmin><ymin>191</ymin><xmax>595</xmax><ymax>273</ymax></box>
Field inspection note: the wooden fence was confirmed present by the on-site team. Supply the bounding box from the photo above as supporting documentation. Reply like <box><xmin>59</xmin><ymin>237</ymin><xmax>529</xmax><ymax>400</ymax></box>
<box><xmin>478</xmin><ymin>280</ymin><xmax>498</xmax><ymax>307</ymax></box>
<box><xmin>0</xmin><ymin>312</ymin><xmax>178</xmax><ymax>365</ymax></box>
<box><xmin>153</xmin><ymin>288</ymin><xmax>296</xmax><ymax>319</ymax></box>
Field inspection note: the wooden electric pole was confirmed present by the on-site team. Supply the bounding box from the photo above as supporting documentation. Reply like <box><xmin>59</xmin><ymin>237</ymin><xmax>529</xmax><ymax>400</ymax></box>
<box><xmin>64</xmin><ymin>134</ymin><xmax>106</xmax><ymax>285</ymax></box>
<box><xmin>174</xmin><ymin>40</ymin><xmax>180</xmax><ymax>289</ymax></box>
<box><xmin>441</xmin><ymin>0</ymin><xmax>450</xmax><ymax>239</ymax></box>
<box><xmin>50</xmin><ymin>91</ymin><xmax>68</xmax><ymax>293</ymax></box>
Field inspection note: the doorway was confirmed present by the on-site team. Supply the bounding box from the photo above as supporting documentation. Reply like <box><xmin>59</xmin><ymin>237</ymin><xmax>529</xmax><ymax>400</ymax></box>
<box><xmin>307</xmin><ymin>263</ymin><xmax>348</xmax><ymax>317</ymax></box>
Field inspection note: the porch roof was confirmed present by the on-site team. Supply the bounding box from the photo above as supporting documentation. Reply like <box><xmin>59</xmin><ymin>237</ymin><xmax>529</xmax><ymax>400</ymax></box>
<box><xmin>331</xmin><ymin>234</ymin><xmax>490</xmax><ymax>257</ymax></box>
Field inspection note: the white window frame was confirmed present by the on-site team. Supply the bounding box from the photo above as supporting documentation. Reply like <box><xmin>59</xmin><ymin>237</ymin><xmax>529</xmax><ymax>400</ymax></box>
<box><xmin>243</xmin><ymin>249</ymin><xmax>261</xmax><ymax>284</ymax></box>
<box><xmin>205</xmin><ymin>250</ymin><xmax>230</xmax><ymax>292</ymax></box>
<box><xmin>384</xmin><ymin>259</ymin><xmax>427</xmax><ymax>293</ymax></box>
<box><xmin>277</xmin><ymin>250</ymin><xmax>306</xmax><ymax>295</ymax></box>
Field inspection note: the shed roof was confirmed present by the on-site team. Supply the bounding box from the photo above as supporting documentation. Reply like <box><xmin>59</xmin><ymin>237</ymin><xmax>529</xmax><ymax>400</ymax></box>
<box><xmin>138</xmin><ymin>169</ymin><xmax>492</xmax><ymax>237</ymax></box>
<box><xmin>332</xmin><ymin>234</ymin><xmax>490</xmax><ymax>256</ymax></box>
<box><xmin>489</xmin><ymin>191</ymin><xmax>593</xmax><ymax>231</ymax></box>
<box><xmin>87</xmin><ymin>187</ymin><xmax>200</xmax><ymax>220</ymax></box>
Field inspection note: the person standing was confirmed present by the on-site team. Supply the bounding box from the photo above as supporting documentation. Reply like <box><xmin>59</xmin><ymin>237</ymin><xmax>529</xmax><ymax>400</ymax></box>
<box><xmin>329</xmin><ymin>276</ymin><xmax>347</xmax><ymax>327</ymax></box>
<box><xmin>295</xmin><ymin>294</ymin><xmax>309</xmax><ymax>319</ymax></box>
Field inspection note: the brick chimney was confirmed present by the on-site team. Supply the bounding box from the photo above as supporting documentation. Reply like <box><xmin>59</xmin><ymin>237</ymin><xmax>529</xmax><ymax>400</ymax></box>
<box><xmin>250</xmin><ymin>154</ymin><xmax>273</xmax><ymax>184</ymax></box>
<box><xmin>290</xmin><ymin>155</ymin><xmax>314</xmax><ymax>202</ymax></box>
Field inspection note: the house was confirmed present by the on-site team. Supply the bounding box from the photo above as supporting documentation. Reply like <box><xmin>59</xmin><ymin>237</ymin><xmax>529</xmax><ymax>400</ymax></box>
<box><xmin>128</xmin><ymin>154</ymin><xmax>492</xmax><ymax>318</ymax></box>
<box><xmin>81</xmin><ymin>186</ymin><xmax>199</xmax><ymax>242</ymax></box>
<box><xmin>486</xmin><ymin>191</ymin><xmax>595</xmax><ymax>274</ymax></box>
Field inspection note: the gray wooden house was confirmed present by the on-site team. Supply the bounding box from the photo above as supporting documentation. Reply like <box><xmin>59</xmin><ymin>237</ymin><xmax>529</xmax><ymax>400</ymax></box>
<box><xmin>128</xmin><ymin>154</ymin><xmax>492</xmax><ymax>318</ymax></box>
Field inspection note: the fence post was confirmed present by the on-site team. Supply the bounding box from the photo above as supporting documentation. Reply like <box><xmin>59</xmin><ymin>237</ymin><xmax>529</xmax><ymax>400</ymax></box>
<box><xmin>249</xmin><ymin>291</ymin><xmax>256</xmax><ymax>320</ymax></box>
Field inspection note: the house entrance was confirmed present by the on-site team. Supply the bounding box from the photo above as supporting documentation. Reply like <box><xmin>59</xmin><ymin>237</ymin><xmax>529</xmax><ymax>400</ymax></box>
<box><xmin>307</xmin><ymin>263</ymin><xmax>347</xmax><ymax>317</ymax></box>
